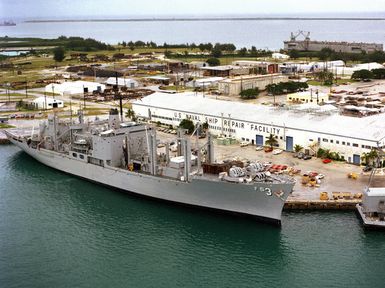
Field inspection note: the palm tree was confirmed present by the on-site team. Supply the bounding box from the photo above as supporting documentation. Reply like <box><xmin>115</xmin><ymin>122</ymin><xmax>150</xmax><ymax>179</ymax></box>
<box><xmin>294</xmin><ymin>144</ymin><xmax>303</xmax><ymax>153</ymax></box>
<box><xmin>361</xmin><ymin>152</ymin><xmax>370</xmax><ymax>166</ymax></box>
<box><xmin>265</xmin><ymin>134</ymin><xmax>278</xmax><ymax>148</ymax></box>
<box><xmin>125</xmin><ymin>108</ymin><xmax>136</xmax><ymax>120</ymax></box>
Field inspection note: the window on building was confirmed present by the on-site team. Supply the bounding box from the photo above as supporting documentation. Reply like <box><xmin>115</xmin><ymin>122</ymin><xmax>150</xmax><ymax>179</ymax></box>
<box><xmin>347</xmin><ymin>142</ymin><xmax>350</xmax><ymax>146</ymax></box>
<box><xmin>309</xmin><ymin>139</ymin><xmax>314</xmax><ymax>142</ymax></box>
<box><xmin>353</xmin><ymin>143</ymin><xmax>358</xmax><ymax>147</ymax></box>
<box><xmin>242</xmin><ymin>137</ymin><xmax>245</xmax><ymax>141</ymax></box>
<box><xmin>280</xmin><ymin>136</ymin><xmax>283</xmax><ymax>140</ymax></box>
<box><xmin>323</xmin><ymin>138</ymin><xmax>328</xmax><ymax>142</ymax></box>
<box><xmin>79</xmin><ymin>154</ymin><xmax>84</xmax><ymax>159</ymax></box>
<box><xmin>72</xmin><ymin>153</ymin><xmax>77</xmax><ymax>158</ymax></box>
<box><xmin>342</xmin><ymin>141</ymin><xmax>346</xmax><ymax>145</ymax></box>
<box><xmin>336</xmin><ymin>141</ymin><xmax>339</xmax><ymax>144</ymax></box>
<box><xmin>330</xmin><ymin>140</ymin><xmax>334</xmax><ymax>143</ymax></box>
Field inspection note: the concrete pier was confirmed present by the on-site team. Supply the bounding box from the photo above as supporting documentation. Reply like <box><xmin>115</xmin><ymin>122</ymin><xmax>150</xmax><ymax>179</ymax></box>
<box><xmin>284</xmin><ymin>199</ymin><xmax>361</xmax><ymax>210</ymax></box>
<box><xmin>0</xmin><ymin>130</ymin><xmax>10</xmax><ymax>144</ymax></box>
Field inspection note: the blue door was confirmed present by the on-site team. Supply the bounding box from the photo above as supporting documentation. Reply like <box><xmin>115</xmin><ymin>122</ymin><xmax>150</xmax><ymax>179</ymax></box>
<box><xmin>256</xmin><ymin>135</ymin><xmax>264</xmax><ymax>146</ymax></box>
<box><xmin>286</xmin><ymin>136</ymin><xmax>294</xmax><ymax>152</ymax></box>
<box><xmin>353</xmin><ymin>154</ymin><xmax>361</xmax><ymax>165</ymax></box>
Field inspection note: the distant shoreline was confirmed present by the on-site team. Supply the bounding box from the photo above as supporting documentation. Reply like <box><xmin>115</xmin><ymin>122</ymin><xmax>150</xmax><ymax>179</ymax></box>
<box><xmin>25</xmin><ymin>17</ymin><xmax>385</xmax><ymax>23</ymax></box>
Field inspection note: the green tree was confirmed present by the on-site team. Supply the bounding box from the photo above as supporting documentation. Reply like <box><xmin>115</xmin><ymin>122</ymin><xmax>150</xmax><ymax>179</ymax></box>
<box><xmin>371</xmin><ymin>68</ymin><xmax>385</xmax><ymax>79</ymax></box>
<box><xmin>361</xmin><ymin>149</ymin><xmax>378</xmax><ymax>166</ymax></box>
<box><xmin>351</xmin><ymin>69</ymin><xmax>374</xmax><ymax>80</ymax></box>
<box><xmin>211</xmin><ymin>48</ymin><xmax>222</xmax><ymax>58</ymax></box>
<box><xmin>53</xmin><ymin>46</ymin><xmax>65</xmax><ymax>62</ymax></box>
<box><xmin>240</xmin><ymin>88</ymin><xmax>260</xmax><ymax>99</ymax></box>
<box><xmin>288</xmin><ymin>49</ymin><xmax>300</xmax><ymax>59</ymax></box>
<box><xmin>125</xmin><ymin>108</ymin><xmax>136</xmax><ymax>120</ymax></box>
<box><xmin>294</xmin><ymin>144</ymin><xmax>303</xmax><ymax>153</ymax></box>
<box><xmin>206</xmin><ymin>57</ymin><xmax>220</xmax><ymax>66</ymax></box>
<box><xmin>265</xmin><ymin>134</ymin><xmax>278</xmax><ymax>148</ymax></box>
<box><xmin>201</xmin><ymin>121</ymin><xmax>209</xmax><ymax>130</ymax></box>
<box><xmin>179</xmin><ymin>119</ymin><xmax>195</xmax><ymax>134</ymax></box>
<box><xmin>315</xmin><ymin>71</ymin><xmax>334</xmax><ymax>85</ymax></box>
<box><xmin>318</xmin><ymin>48</ymin><xmax>334</xmax><ymax>61</ymax></box>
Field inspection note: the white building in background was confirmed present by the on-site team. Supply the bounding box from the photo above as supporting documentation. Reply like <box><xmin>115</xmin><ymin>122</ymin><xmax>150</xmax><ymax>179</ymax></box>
<box><xmin>32</xmin><ymin>96</ymin><xmax>64</xmax><ymax>109</ymax></box>
<box><xmin>105</xmin><ymin>77</ymin><xmax>139</xmax><ymax>88</ymax></box>
<box><xmin>272</xmin><ymin>52</ymin><xmax>290</xmax><ymax>60</ymax></box>
<box><xmin>45</xmin><ymin>81</ymin><xmax>105</xmax><ymax>96</ymax></box>
<box><xmin>218</xmin><ymin>74</ymin><xmax>289</xmax><ymax>96</ymax></box>
<box><xmin>132</xmin><ymin>92</ymin><xmax>385</xmax><ymax>165</ymax></box>
<box><xmin>187</xmin><ymin>77</ymin><xmax>224</xmax><ymax>88</ymax></box>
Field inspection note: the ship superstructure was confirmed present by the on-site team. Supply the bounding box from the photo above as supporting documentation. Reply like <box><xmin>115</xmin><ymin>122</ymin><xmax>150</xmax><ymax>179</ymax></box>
<box><xmin>6</xmin><ymin>109</ymin><xmax>295</xmax><ymax>225</ymax></box>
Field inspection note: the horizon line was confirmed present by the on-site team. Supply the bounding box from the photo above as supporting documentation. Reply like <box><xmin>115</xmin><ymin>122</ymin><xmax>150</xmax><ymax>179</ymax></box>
<box><xmin>25</xmin><ymin>16</ymin><xmax>385</xmax><ymax>23</ymax></box>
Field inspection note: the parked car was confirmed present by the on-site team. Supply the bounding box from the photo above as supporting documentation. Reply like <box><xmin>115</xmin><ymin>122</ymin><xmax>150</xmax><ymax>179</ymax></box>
<box><xmin>264</xmin><ymin>147</ymin><xmax>273</xmax><ymax>153</ymax></box>
<box><xmin>317</xmin><ymin>174</ymin><xmax>325</xmax><ymax>179</ymax></box>
<box><xmin>363</xmin><ymin>166</ymin><xmax>372</xmax><ymax>172</ymax></box>
<box><xmin>240</xmin><ymin>141</ymin><xmax>249</xmax><ymax>147</ymax></box>
<box><xmin>255</xmin><ymin>146</ymin><xmax>264</xmax><ymax>151</ymax></box>
<box><xmin>303</xmin><ymin>155</ymin><xmax>312</xmax><ymax>160</ymax></box>
<box><xmin>323</xmin><ymin>159</ymin><xmax>332</xmax><ymax>164</ymax></box>
<box><xmin>272</xmin><ymin>149</ymin><xmax>283</xmax><ymax>155</ymax></box>
<box><xmin>296</xmin><ymin>152</ymin><xmax>305</xmax><ymax>159</ymax></box>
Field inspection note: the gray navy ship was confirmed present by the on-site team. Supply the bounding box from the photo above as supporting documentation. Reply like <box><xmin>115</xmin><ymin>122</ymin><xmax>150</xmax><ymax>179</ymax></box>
<box><xmin>5</xmin><ymin>109</ymin><xmax>295</xmax><ymax>225</ymax></box>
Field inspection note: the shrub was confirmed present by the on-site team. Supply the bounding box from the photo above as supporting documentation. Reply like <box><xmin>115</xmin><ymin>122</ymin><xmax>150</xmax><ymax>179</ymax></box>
<box><xmin>240</xmin><ymin>88</ymin><xmax>260</xmax><ymax>99</ymax></box>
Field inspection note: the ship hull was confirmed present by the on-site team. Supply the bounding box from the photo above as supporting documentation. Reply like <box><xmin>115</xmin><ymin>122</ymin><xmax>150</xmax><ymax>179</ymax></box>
<box><xmin>8</xmin><ymin>137</ymin><xmax>294</xmax><ymax>225</ymax></box>
<box><xmin>356</xmin><ymin>204</ymin><xmax>385</xmax><ymax>230</ymax></box>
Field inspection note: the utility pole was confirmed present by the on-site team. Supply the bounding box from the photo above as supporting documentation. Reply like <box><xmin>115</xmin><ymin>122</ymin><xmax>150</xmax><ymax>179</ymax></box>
<box><xmin>25</xmin><ymin>79</ymin><xmax>28</xmax><ymax>99</ymax></box>
<box><xmin>44</xmin><ymin>91</ymin><xmax>47</xmax><ymax>111</ymax></box>
<box><xmin>82</xmin><ymin>85</ymin><xmax>86</xmax><ymax>110</ymax></box>
<box><xmin>115</xmin><ymin>72</ymin><xmax>123</xmax><ymax>122</ymax></box>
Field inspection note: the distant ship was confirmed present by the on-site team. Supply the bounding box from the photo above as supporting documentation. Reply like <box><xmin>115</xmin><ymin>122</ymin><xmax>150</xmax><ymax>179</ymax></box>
<box><xmin>5</xmin><ymin>109</ymin><xmax>295</xmax><ymax>225</ymax></box>
<box><xmin>0</xmin><ymin>21</ymin><xmax>16</xmax><ymax>26</ymax></box>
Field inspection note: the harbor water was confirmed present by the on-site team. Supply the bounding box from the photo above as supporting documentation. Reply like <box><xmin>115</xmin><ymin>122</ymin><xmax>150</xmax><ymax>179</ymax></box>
<box><xmin>1</xmin><ymin>144</ymin><xmax>385</xmax><ymax>287</ymax></box>
<box><xmin>1</xmin><ymin>18</ymin><xmax>385</xmax><ymax>49</ymax></box>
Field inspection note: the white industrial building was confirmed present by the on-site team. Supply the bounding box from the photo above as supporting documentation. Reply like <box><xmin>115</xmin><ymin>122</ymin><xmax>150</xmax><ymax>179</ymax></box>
<box><xmin>105</xmin><ymin>77</ymin><xmax>139</xmax><ymax>88</ymax></box>
<box><xmin>187</xmin><ymin>77</ymin><xmax>224</xmax><ymax>88</ymax></box>
<box><xmin>218</xmin><ymin>74</ymin><xmax>289</xmax><ymax>96</ymax></box>
<box><xmin>32</xmin><ymin>96</ymin><xmax>64</xmax><ymax>109</ymax></box>
<box><xmin>45</xmin><ymin>81</ymin><xmax>105</xmax><ymax>96</ymax></box>
<box><xmin>272</xmin><ymin>53</ymin><xmax>290</xmax><ymax>60</ymax></box>
<box><xmin>132</xmin><ymin>92</ymin><xmax>385</xmax><ymax>165</ymax></box>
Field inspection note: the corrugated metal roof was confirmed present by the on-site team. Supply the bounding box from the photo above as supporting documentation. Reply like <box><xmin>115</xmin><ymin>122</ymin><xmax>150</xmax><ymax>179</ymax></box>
<box><xmin>133</xmin><ymin>92</ymin><xmax>385</xmax><ymax>142</ymax></box>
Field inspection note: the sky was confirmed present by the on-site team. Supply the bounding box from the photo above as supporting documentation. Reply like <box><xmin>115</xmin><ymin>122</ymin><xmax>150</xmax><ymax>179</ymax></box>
<box><xmin>1</xmin><ymin>0</ymin><xmax>385</xmax><ymax>19</ymax></box>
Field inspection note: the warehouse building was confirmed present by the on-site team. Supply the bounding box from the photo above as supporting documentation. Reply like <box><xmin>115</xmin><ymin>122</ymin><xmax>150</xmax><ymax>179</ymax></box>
<box><xmin>32</xmin><ymin>96</ymin><xmax>64</xmax><ymax>109</ymax></box>
<box><xmin>132</xmin><ymin>92</ymin><xmax>385</xmax><ymax>165</ymax></box>
<box><xmin>105</xmin><ymin>77</ymin><xmax>139</xmax><ymax>88</ymax></box>
<box><xmin>218</xmin><ymin>74</ymin><xmax>289</xmax><ymax>96</ymax></box>
<box><xmin>45</xmin><ymin>81</ymin><xmax>105</xmax><ymax>96</ymax></box>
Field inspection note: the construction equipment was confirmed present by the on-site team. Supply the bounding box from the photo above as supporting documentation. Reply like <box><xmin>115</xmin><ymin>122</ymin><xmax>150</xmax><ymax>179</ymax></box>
<box><xmin>348</xmin><ymin>172</ymin><xmax>358</xmax><ymax>180</ymax></box>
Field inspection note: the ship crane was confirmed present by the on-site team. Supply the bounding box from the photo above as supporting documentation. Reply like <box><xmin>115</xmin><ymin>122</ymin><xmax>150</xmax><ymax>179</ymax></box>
<box><xmin>290</xmin><ymin>30</ymin><xmax>311</xmax><ymax>41</ymax></box>
<box><xmin>290</xmin><ymin>30</ymin><xmax>311</xmax><ymax>50</ymax></box>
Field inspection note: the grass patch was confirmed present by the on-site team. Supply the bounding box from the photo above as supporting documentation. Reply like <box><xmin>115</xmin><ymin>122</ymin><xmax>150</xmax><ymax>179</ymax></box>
<box><xmin>0</xmin><ymin>123</ymin><xmax>15</xmax><ymax>129</ymax></box>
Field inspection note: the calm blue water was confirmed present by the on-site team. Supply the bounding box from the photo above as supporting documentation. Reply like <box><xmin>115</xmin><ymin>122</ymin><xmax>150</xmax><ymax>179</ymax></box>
<box><xmin>1</xmin><ymin>19</ymin><xmax>385</xmax><ymax>49</ymax></box>
<box><xmin>1</xmin><ymin>144</ymin><xmax>385</xmax><ymax>287</ymax></box>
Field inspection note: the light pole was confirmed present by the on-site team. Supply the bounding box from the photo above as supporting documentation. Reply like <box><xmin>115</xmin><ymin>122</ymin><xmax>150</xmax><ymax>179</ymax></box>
<box><xmin>25</xmin><ymin>78</ymin><xmax>28</xmax><ymax>99</ymax></box>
